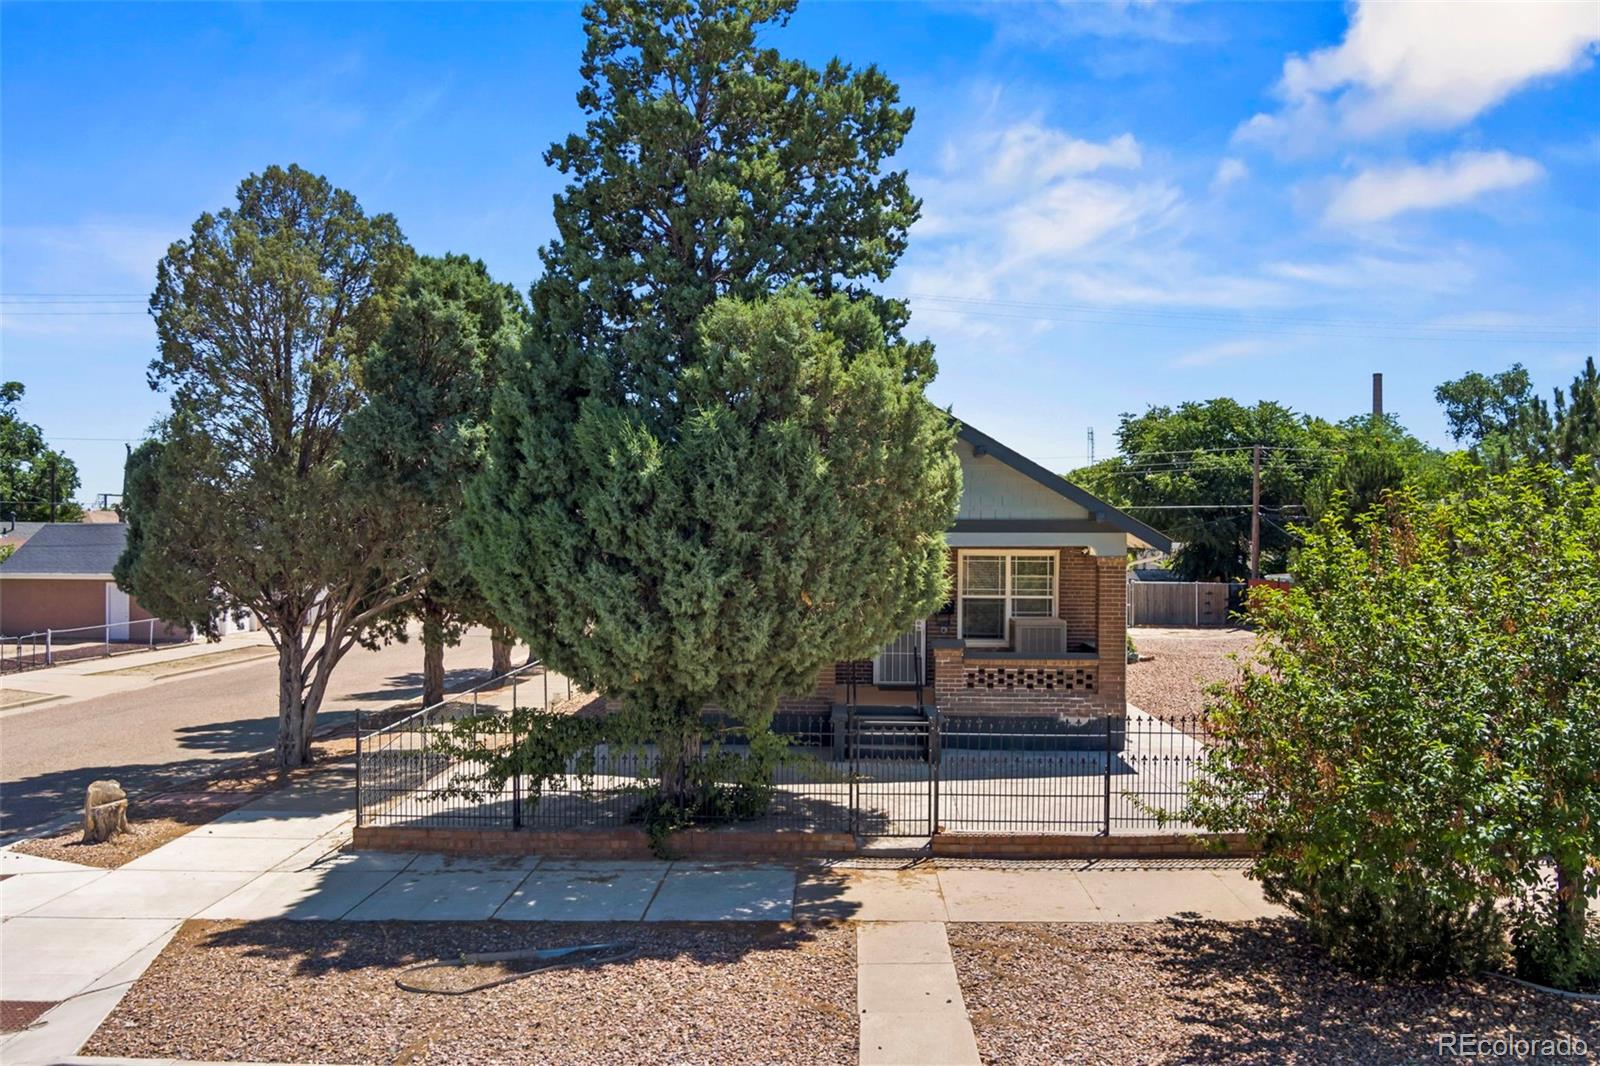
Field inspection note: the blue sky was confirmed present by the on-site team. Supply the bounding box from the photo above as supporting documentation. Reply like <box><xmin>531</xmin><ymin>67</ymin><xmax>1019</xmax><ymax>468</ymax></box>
<box><xmin>3</xmin><ymin>1</ymin><xmax>1597</xmax><ymax>501</ymax></box>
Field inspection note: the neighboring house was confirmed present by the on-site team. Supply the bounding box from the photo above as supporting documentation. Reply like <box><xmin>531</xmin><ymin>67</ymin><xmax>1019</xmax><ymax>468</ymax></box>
<box><xmin>0</xmin><ymin>520</ymin><xmax>48</xmax><ymax>553</ymax></box>
<box><xmin>777</xmin><ymin>422</ymin><xmax>1171</xmax><ymax>727</ymax></box>
<box><xmin>0</xmin><ymin>523</ymin><xmax>186</xmax><ymax>641</ymax></box>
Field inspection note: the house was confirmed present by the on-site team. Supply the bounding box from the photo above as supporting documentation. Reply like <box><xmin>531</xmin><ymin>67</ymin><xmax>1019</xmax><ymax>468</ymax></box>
<box><xmin>776</xmin><ymin>422</ymin><xmax>1171</xmax><ymax>733</ymax></box>
<box><xmin>0</xmin><ymin>519</ymin><xmax>48</xmax><ymax>552</ymax></box>
<box><xmin>0</xmin><ymin>522</ymin><xmax>186</xmax><ymax>641</ymax></box>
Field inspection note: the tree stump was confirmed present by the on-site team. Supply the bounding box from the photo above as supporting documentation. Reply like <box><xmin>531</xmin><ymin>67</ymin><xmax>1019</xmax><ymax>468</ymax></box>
<box><xmin>83</xmin><ymin>779</ymin><xmax>129</xmax><ymax>844</ymax></box>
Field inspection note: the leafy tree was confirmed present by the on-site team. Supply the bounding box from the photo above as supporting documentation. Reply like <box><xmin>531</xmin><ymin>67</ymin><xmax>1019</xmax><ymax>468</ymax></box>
<box><xmin>1436</xmin><ymin>358</ymin><xmax>1600</xmax><ymax>479</ymax></box>
<box><xmin>1304</xmin><ymin>415</ymin><xmax>1449</xmax><ymax>529</ymax></box>
<box><xmin>1073</xmin><ymin>399</ymin><xmax>1341</xmax><ymax>580</ymax></box>
<box><xmin>1434</xmin><ymin>364</ymin><xmax>1535</xmax><ymax>445</ymax></box>
<box><xmin>1</xmin><ymin>382</ymin><xmax>84</xmax><ymax>522</ymax></box>
<box><xmin>344</xmin><ymin>255</ymin><xmax>529</xmax><ymax>706</ymax></box>
<box><xmin>116</xmin><ymin>165</ymin><xmax>417</xmax><ymax>767</ymax></box>
<box><xmin>464</xmin><ymin>0</ymin><xmax>958</xmax><ymax>811</ymax></box>
<box><xmin>1188</xmin><ymin>464</ymin><xmax>1600</xmax><ymax>988</ymax></box>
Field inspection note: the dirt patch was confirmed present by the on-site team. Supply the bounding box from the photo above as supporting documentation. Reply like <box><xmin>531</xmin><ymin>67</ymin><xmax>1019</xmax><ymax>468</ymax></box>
<box><xmin>8</xmin><ymin>738</ymin><xmax>354</xmax><ymax>869</ymax></box>
<box><xmin>86</xmin><ymin>918</ymin><xmax>856</xmax><ymax>1065</ymax></box>
<box><xmin>1127</xmin><ymin>627</ymin><xmax>1257</xmax><ymax>725</ymax></box>
<box><xmin>950</xmin><ymin>920</ymin><xmax>1599</xmax><ymax>1065</ymax></box>
<box><xmin>0</xmin><ymin>688</ymin><xmax>57</xmax><ymax>709</ymax></box>
<box><xmin>87</xmin><ymin>644</ymin><xmax>275</xmax><ymax>678</ymax></box>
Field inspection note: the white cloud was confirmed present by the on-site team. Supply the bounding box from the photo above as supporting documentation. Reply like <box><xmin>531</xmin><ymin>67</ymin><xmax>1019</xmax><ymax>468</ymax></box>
<box><xmin>1169</xmin><ymin>338</ymin><xmax>1273</xmax><ymax>368</ymax></box>
<box><xmin>1211</xmin><ymin>158</ymin><xmax>1249</xmax><ymax>191</ymax></box>
<box><xmin>1240</xmin><ymin>1</ymin><xmax>1600</xmax><ymax>148</ymax></box>
<box><xmin>1267</xmin><ymin>252</ymin><xmax>1476</xmax><ymax>294</ymax></box>
<box><xmin>1324</xmin><ymin>151</ymin><xmax>1545</xmax><ymax>224</ymax></box>
<box><xmin>979</xmin><ymin>0</ymin><xmax>1212</xmax><ymax>47</ymax></box>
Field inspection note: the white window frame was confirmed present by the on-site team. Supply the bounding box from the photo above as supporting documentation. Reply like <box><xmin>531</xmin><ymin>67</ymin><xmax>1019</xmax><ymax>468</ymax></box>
<box><xmin>956</xmin><ymin>549</ymin><xmax>1058</xmax><ymax>647</ymax></box>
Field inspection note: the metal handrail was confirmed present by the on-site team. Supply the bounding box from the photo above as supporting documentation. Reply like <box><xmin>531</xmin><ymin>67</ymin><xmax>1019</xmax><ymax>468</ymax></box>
<box><xmin>359</xmin><ymin>658</ymin><xmax>546</xmax><ymax>740</ymax></box>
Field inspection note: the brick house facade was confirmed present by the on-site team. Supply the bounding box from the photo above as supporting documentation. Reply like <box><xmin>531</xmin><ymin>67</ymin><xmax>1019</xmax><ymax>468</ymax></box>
<box><xmin>779</xmin><ymin>423</ymin><xmax>1169</xmax><ymax>723</ymax></box>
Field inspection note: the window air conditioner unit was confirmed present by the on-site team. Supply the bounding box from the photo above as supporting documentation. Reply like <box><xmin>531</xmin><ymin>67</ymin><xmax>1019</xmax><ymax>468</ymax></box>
<box><xmin>1008</xmin><ymin>617</ymin><xmax>1068</xmax><ymax>655</ymax></box>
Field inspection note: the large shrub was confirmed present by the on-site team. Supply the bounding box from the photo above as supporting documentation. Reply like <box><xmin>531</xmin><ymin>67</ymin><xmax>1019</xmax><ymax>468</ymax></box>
<box><xmin>1188</xmin><ymin>462</ymin><xmax>1600</xmax><ymax>987</ymax></box>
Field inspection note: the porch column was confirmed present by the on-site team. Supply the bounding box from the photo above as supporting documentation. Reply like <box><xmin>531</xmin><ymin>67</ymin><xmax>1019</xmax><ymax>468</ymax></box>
<box><xmin>1095</xmin><ymin>555</ymin><xmax>1128</xmax><ymax>715</ymax></box>
<box><xmin>930</xmin><ymin>639</ymin><xmax>964</xmax><ymax>711</ymax></box>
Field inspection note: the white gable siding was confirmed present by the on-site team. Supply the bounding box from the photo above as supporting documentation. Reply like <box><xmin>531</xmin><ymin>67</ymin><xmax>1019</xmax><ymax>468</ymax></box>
<box><xmin>954</xmin><ymin>439</ymin><xmax>1091</xmax><ymax>521</ymax></box>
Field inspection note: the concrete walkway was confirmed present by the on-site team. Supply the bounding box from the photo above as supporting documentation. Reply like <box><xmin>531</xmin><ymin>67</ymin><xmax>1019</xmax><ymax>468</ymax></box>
<box><xmin>857</xmin><ymin>922</ymin><xmax>980</xmax><ymax>1065</ymax></box>
<box><xmin>2</xmin><ymin>766</ymin><xmax>1282</xmax><ymax>1065</ymax></box>
<box><xmin>0</xmin><ymin>632</ymin><xmax>275</xmax><ymax>715</ymax></box>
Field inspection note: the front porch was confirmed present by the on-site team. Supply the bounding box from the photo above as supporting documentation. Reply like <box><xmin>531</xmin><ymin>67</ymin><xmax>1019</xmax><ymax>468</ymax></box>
<box><xmin>788</xmin><ymin>543</ymin><xmax>1130</xmax><ymax>723</ymax></box>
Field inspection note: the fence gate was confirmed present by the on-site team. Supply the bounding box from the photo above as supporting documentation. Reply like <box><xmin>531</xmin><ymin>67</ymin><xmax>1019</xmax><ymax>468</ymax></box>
<box><xmin>848</xmin><ymin>713</ymin><xmax>936</xmax><ymax>838</ymax></box>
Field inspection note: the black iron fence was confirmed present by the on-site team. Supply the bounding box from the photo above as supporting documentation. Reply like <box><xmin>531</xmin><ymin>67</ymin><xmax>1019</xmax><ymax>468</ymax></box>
<box><xmin>357</xmin><ymin>685</ymin><xmax>1216</xmax><ymax>838</ymax></box>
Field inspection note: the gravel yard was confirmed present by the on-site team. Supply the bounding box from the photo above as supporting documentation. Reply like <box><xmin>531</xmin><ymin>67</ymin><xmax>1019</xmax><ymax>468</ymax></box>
<box><xmin>1127</xmin><ymin>627</ymin><xmax>1258</xmax><ymax>723</ymax></box>
<box><xmin>86</xmin><ymin>919</ymin><xmax>856</xmax><ymax>1065</ymax></box>
<box><xmin>8</xmin><ymin>737</ymin><xmax>354</xmax><ymax>868</ymax></box>
<box><xmin>950</xmin><ymin>920</ymin><xmax>1599</xmax><ymax>1065</ymax></box>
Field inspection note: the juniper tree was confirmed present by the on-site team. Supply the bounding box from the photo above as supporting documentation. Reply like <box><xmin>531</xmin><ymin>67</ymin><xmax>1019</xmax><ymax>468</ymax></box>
<box><xmin>464</xmin><ymin>0</ymin><xmax>958</xmax><ymax>807</ymax></box>
<box><xmin>116</xmin><ymin>165</ymin><xmax>417</xmax><ymax>767</ymax></box>
<box><xmin>344</xmin><ymin>255</ymin><xmax>529</xmax><ymax>705</ymax></box>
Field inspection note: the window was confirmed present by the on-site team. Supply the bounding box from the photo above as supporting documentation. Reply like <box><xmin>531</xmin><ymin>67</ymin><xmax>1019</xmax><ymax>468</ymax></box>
<box><xmin>959</xmin><ymin>552</ymin><xmax>1056</xmax><ymax>642</ymax></box>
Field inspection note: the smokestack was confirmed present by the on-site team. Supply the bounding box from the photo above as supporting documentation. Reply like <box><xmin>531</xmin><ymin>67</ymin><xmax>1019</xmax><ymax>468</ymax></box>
<box><xmin>1372</xmin><ymin>372</ymin><xmax>1383</xmax><ymax>419</ymax></box>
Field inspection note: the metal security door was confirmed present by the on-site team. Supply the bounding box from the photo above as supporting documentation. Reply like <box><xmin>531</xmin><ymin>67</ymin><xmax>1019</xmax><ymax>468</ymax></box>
<box><xmin>873</xmin><ymin>622</ymin><xmax>924</xmax><ymax>686</ymax></box>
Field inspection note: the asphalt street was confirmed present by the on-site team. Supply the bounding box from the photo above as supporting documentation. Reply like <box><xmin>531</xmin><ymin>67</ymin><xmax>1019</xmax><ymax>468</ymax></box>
<box><xmin>0</xmin><ymin>628</ymin><xmax>510</xmax><ymax>839</ymax></box>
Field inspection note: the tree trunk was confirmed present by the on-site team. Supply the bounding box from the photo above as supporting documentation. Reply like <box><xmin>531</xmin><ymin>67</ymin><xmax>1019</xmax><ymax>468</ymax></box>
<box><xmin>276</xmin><ymin>639</ymin><xmax>313</xmax><ymax>769</ymax></box>
<box><xmin>420</xmin><ymin>600</ymin><xmax>447</xmax><ymax>708</ymax></box>
<box><xmin>1554</xmin><ymin>854</ymin><xmax>1589</xmax><ymax>959</ymax></box>
<box><xmin>657</xmin><ymin>711</ymin><xmax>703</xmax><ymax>811</ymax></box>
<box><xmin>490</xmin><ymin>627</ymin><xmax>514</xmax><ymax>676</ymax></box>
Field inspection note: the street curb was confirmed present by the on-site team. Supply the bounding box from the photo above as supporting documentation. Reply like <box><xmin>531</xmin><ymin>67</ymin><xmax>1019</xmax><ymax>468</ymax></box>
<box><xmin>82</xmin><ymin>647</ymin><xmax>278</xmax><ymax>682</ymax></box>
<box><xmin>0</xmin><ymin>692</ymin><xmax>67</xmax><ymax>715</ymax></box>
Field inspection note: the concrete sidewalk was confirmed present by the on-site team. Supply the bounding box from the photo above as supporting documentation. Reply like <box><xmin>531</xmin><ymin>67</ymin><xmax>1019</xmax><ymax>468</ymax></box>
<box><xmin>2</xmin><ymin>762</ymin><xmax>1282</xmax><ymax>1065</ymax></box>
<box><xmin>0</xmin><ymin>632</ymin><xmax>275</xmax><ymax>716</ymax></box>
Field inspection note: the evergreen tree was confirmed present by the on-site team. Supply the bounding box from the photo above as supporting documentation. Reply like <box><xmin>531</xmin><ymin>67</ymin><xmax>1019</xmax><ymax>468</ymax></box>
<box><xmin>1436</xmin><ymin>358</ymin><xmax>1600</xmax><ymax>479</ymax></box>
<box><xmin>117</xmin><ymin>165</ymin><xmax>416</xmax><ymax>767</ymax></box>
<box><xmin>465</xmin><ymin>0</ymin><xmax>958</xmax><ymax>807</ymax></box>
<box><xmin>344</xmin><ymin>255</ymin><xmax>529</xmax><ymax>705</ymax></box>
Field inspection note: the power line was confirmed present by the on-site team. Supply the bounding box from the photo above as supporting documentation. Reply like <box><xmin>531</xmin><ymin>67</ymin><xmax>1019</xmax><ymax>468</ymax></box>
<box><xmin>899</xmin><ymin>291</ymin><xmax>1597</xmax><ymax>339</ymax></box>
<box><xmin>904</xmin><ymin>300</ymin><xmax>1594</xmax><ymax>347</ymax></box>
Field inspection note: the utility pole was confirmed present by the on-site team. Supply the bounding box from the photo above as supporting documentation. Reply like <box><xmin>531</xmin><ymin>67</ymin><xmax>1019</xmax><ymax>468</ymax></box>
<box><xmin>1372</xmin><ymin>372</ymin><xmax>1383</xmax><ymax>420</ymax></box>
<box><xmin>48</xmin><ymin>459</ymin><xmax>58</xmax><ymax>523</ymax></box>
<box><xmin>1249</xmin><ymin>443</ymin><xmax>1262</xmax><ymax>582</ymax></box>
<box><xmin>1087</xmin><ymin>427</ymin><xmax>1095</xmax><ymax>465</ymax></box>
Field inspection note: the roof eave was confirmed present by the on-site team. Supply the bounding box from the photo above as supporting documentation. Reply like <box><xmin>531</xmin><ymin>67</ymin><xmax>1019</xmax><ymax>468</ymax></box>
<box><xmin>955</xmin><ymin>421</ymin><xmax>1174</xmax><ymax>554</ymax></box>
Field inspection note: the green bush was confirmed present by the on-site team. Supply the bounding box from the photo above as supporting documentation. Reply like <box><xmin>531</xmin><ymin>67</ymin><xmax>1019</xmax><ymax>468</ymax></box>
<box><xmin>1187</xmin><ymin>461</ymin><xmax>1600</xmax><ymax>985</ymax></box>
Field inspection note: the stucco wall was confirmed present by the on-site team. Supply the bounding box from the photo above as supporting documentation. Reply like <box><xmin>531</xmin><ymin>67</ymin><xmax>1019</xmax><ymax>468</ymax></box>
<box><xmin>0</xmin><ymin>578</ymin><xmax>186</xmax><ymax>640</ymax></box>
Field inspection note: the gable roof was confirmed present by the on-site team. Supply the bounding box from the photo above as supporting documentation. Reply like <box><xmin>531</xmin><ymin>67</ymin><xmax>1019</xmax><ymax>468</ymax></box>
<box><xmin>956</xmin><ymin>422</ymin><xmax>1172</xmax><ymax>553</ymax></box>
<box><xmin>0</xmin><ymin>522</ymin><xmax>128</xmax><ymax>578</ymax></box>
<box><xmin>0</xmin><ymin>520</ymin><xmax>48</xmax><ymax>546</ymax></box>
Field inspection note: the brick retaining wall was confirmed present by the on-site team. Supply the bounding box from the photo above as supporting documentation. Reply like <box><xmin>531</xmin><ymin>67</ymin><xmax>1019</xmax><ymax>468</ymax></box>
<box><xmin>931</xmin><ymin>831</ymin><xmax>1256</xmax><ymax>860</ymax></box>
<box><xmin>352</xmin><ymin>824</ymin><xmax>856</xmax><ymax>860</ymax></box>
<box><xmin>354</xmin><ymin>824</ymin><xmax>1254</xmax><ymax>861</ymax></box>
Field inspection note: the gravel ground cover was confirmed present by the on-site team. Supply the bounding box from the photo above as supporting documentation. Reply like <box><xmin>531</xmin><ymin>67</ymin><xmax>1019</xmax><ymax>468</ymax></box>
<box><xmin>1127</xmin><ymin>627</ymin><xmax>1257</xmax><ymax>724</ymax></box>
<box><xmin>8</xmin><ymin>737</ymin><xmax>354</xmax><ymax>868</ymax></box>
<box><xmin>86</xmin><ymin>918</ymin><xmax>856</xmax><ymax>1065</ymax></box>
<box><xmin>950</xmin><ymin>920</ymin><xmax>1599</xmax><ymax>1065</ymax></box>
